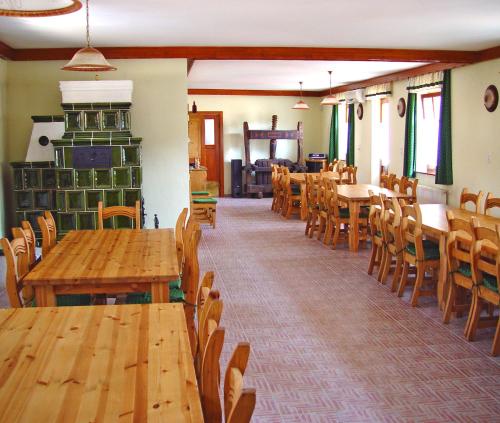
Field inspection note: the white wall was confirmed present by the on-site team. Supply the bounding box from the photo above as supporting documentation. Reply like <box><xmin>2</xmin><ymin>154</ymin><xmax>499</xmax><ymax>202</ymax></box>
<box><xmin>321</xmin><ymin>58</ymin><xmax>500</xmax><ymax>207</ymax></box>
<box><xmin>5</xmin><ymin>59</ymin><xmax>188</xmax><ymax>228</ymax></box>
<box><xmin>187</xmin><ymin>95</ymin><xmax>324</xmax><ymax>194</ymax></box>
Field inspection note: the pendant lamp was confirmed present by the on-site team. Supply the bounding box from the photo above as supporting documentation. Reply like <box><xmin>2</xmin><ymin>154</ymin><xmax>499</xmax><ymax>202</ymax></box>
<box><xmin>321</xmin><ymin>70</ymin><xmax>338</xmax><ymax>106</ymax></box>
<box><xmin>0</xmin><ymin>0</ymin><xmax>82</xmax><ymax>17</ymax></box>
<box><xmin>62</xmin><ymin>0</ymin><xmax>116</xmax><ymax>72</ymax></box>
<box><xmin>292</xmin><ymin>82</ymin><xmax>310</xmax><ymax>110</ymax></box>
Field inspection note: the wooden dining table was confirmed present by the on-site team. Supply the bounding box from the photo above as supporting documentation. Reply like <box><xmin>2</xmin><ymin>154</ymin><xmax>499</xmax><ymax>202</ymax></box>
<box><xmin>336</xmin><ymin>184</ymin><xmax>408</xmax><ymax>252</ymax></box>
<box><xmin>23</xmin><ymin>229</ymin><xmax>179</xmax><ymax>306</ymax></box>
<box><xmin>0</xmin><ymin>303</ymin><xmax>204</xmax><ymax>422</ymax></box>
<box><xmin>419</xmin><ymin>204</ymin><xmax>500</xmax><ymax>309</ymax></box>
<box><xmin>290</xmin><ymin>172</ymin><xmax>340</xmax><ymax>220</ymax></box>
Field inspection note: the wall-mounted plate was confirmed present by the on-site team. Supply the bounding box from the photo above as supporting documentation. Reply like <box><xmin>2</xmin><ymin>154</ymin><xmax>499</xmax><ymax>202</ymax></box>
<box><xmin>484</xmin><ymin>85</ymin><xmax>498</xmax><ymax>112</ymax></box>
<box><xmin>397</xmin><ymin>97</ymin><xmax>406</xmax><ymax>117</ymax></box>
<box><xmin>357</xmin><ymin>104</ymin><xmax>363</xmax><ymax>120</ymax></box>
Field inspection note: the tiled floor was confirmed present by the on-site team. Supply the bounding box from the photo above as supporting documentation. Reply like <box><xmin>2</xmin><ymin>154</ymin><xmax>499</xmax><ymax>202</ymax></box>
<box><xmin>1</xmin><ymin>198</ymin><xmax>499</xmax><ymax>422</ymax></box>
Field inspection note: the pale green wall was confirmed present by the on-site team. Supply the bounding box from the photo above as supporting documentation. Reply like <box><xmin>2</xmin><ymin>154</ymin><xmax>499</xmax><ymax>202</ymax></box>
<box><xmin>0</xmin><ymin>59</ymin><xmax>6</xmax><ymax>238</ymax></box>
<box><xmin>187</xmin><ymin>95</ymin><xmax>324</xmax><ymax>195</ymax></box>
<box><xmin>5</xmin><ymin>59</ymin><xmax>189</xmax><ymax>228</ymax></box>
<box><xmin>321</xmin><ymin>58</ymin><xmax>500</xmax><ymax>207</ymax></box>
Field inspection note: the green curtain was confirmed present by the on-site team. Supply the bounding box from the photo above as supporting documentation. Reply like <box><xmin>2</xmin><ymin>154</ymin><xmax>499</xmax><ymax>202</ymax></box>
<box><xmin>328</xmin><ymin>105</ymin><xmax>339</xmax><ymax>161</ymax></box>
<box><xmin>346</xmin><ymin>104</ymin><xmax>355</xmax><ymax>166</ymax></box>
<box><xmin>435</xmin><ymin>70</ymin><xmax>453</xmax><ymax>184</ymax></box>
<box><xmin>403</xmin><ymin>93</ymin><xmax>417</xmax><ymax>178</ymax></box>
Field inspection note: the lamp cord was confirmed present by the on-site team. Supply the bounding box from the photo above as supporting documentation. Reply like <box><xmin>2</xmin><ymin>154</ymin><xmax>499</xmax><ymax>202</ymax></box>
<box><xmin>86</xmin><ymin>0</ymin><xmax>90</xmax><ymax>47</ymax></box>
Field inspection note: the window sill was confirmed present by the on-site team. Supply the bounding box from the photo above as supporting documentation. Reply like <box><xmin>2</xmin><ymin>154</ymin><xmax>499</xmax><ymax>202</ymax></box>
<box><xmin>416</xmin><ymin>170</ymin><xmax>436</xmax><ymax>177</ymax></box>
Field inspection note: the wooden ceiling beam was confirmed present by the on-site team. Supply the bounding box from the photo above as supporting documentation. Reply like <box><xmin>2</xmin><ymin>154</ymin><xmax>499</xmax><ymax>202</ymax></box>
<box><xmin>188</xmin><ymin>88</ymin><xmax>321</xmax><ymax>97</ymax></box>
<box><xmin>9</xmin><ymin>46</ymin><xmax>480</xmax><ymax>63</ymax></box>
<box><xmin>0</xmin><ymin>41</ymin><xmax>14</xmax><ymax>60</ymax></box>
<box><xmin>187</xmin><ymin>59</ymin><xmax>195</xmax><ymax>75</ymax></box>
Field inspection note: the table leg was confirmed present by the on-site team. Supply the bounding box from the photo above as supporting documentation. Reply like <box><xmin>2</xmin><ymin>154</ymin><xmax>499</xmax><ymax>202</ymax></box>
<box><xmin>151</xmin><ymin>282</ymin><xmax>169</xmax><ymax>303</ymax></box>
<box><xmin>348</xmin><ymin>201</ymin><xmax>360</xmax><ymax>252</ymax></box>
<box><xmin>35</xmin><ymin>285</ymin><xmax>56</xmax><ymax>307</ymax></box>
<box><xmin>300</xmin><ymin>183</ymin><xmax>307</xmax><ymax>221</ymax></box>
<box><xmin>437</xmin><ymin>233</ymin><xmax>448</xmax><ymax>310</ymax></box>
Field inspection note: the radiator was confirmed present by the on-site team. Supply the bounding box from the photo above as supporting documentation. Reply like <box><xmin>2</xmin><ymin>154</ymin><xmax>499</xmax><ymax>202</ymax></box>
<box><xmin>416</xmin><ymin>185</ymin><xmax>448</xmax><ymax>204</ymax></box>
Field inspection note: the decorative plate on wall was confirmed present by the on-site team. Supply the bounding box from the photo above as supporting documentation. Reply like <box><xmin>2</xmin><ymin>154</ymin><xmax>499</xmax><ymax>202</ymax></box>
<box><xmin>397</xmin><ymin>97</ymin><xmax>406</xmax><ymax>117</ymax></box>
<box><xmin>357</xmin><ymin>104</ymin><xmax>363</xmax><ymax>120</ymax></box>
<box><xmin>484</xmin><ymin>85</ymin><xmax>498</xmax><ymax>112</ymax></box>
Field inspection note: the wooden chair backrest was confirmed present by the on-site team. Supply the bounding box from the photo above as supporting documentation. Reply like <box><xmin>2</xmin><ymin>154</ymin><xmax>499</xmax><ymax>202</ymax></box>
<box><xmin>199</xmin><ymin>299</ymin><xmax>225</xmax><ymax>423</ymax></box>
<box><xmin>197</xmin><ymin>271</ymin><xmax>215</xmax><ymax>311</ymax></box>
<box><xmin>471</xmin><ymin>218</ymin><xmax>500</xmax><ymax>287</ymax></box>
<box><xmin>379</xmin><ymin>174</ymin><xmax>390</xmax><ymax>188</ymax></box>
<box><xmin>446</xmin><ymin>210</ymin><xmax>474</xmax><ymax>274</ymax></box>
<box><xmin>328</xmin><ymin>159</ymin><xmax>339</xmax><ymax>172</ymax></box>
<box><xmin>37</xmin><ymin>215</ymin><xmax>54</xmax><ymax>258</ymax></box>
<box><xmin>305</xmin><ymin>174</ymin><xmax>315</xmax><ymax>208</ymax></box>
<box><xmin>44</xmin><ymin>211</ymin><xmax>57</xmax><ymax>242</ymax></box>
<box><xmin>198</xmin><ymin>289</ymin><xmax>221</xmax><ymax>357</ymax></box>
<box><xmin>97</xmin><ymin>200</ymin><xmax>141</xmax><ymax>230</ymax></box>
<box><xmin>175</xmin><ymin>207</ymin><xmax>188</xmax><ymax>270</ymax></box>
<box><xmin>346</xmin><ymin>166</ymin><xmax>357</xmax><ymax>184</ymax></box>
<box><xmin>327</xmin><ymin>180</ymin><xmax>344</xmax><ymax>219</ymax></box>
<box><xmin>400</xmin><ymin>177</ymin><xmax>418</xmax><ymax>201</ymax></box>
<box><xmin>1</xmin><ymin>236</ymin><xmax>31</xmax><ymax>308</ymax></box>
<box><xmin>460</xmin><ymin>188</ymin><xmax>483</xmax><ymax>213</ymax></box>
<box><xmin>401</xmin><ymin>203</ymin><xmax>424</xmax><ymax>258</ymax></box>
<box><xmin>14</xmin><ymin>221</ymin><xmax>36</xmax><ymax>267</ymax></box>
<box><xmin>224</xmin><ymin>343</ymin><xmax>256</xmax><ymax>423</ymax></box>
<box><xmin>484</xmin><ymin>192</ymin><xmax>500</xmax><ymax>216</ymax></box>
<box><xmin>337</xmin><ymin>167</ymin><xmax>348</xmax><ymax>185</ymax></box>
<box><xmin>391</xmin><ymin>176</ymin><xmax>403</xmax><ymax>192</ymax></box>
<box><xmin>368</xmin><ymin>191</ymin><xmax>386</xmax><ymax>236</ymax></box>
<box><xmin>382</xmin><ymin>197</ymin><xmax>402</xmax><ymax>250</ymax></box>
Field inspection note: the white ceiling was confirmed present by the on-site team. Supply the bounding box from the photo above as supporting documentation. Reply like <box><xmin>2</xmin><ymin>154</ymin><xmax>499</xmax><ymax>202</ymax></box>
<box><xmin>188</xmin><ymin>60</ymin><xmax>425</xmax><ymax>91</ymax></box>
<box><xmin>0</xmin><ymin>0</ymin><xmax>499</xmax><ymax>50</ymax></box>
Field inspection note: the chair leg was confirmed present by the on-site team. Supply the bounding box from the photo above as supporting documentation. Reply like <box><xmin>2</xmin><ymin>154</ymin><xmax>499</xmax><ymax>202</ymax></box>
<box><xmin>397</xmin><ymin>261</ymin><xmax>410</xmax><ymax>297</ymax></box>
<box><xmin>442</xmin><ymin>281</ymin><xmax>456</xmax><ymax>324</ymax></box>
<box><xmin>367</xmin><ymin>244</ymin><xmax>379</xmax><ymax>275</ymax></box>
<box><xmin>331</xmin><ymin>220</ymin><xmax>340</xmax><ymax>250</ymax></box>
<box><xmin>323</xmin><ymin>220</ymin><xmax>332</xmax><ymax>245</ymax></box>
<box><xmin>376</xmin><ymin>249</ymin><xmax>387</xmax><ymax>282</ymax></box>
<box><xmin>410</xmin><ymin>263</ymin><xmax>425</xmax><ymax>307</ymax></box>
<box><xmin>379</xmin><ymin>252</ymin><xmax>392</xmax><ymax>285</ymax></box>
<box><xmin>492</xmin><ymin>317</ymin><xmax>500</xmax><ymax>356</ymax></box>
<box><xmin>309</xmin><ymin>211</ymin><xmax>318</xmax><ymax>238</ymax></box>
<box><xmin>317</xmin><ymin>216</ymin><xmax>325</xmax><ymax>240</ymax></box>
<box><xmin>285</xmin><ymin>199</ymin><xmax>293</xmax><ymax>219</ymax></box>
<box><xmin>305</xmin><ymin>212</ymin><xmax>312</xmax><ymax>236</ymax></box>
<box><xmin>465</xmin><ymin>291</ymin><xmax>480</xmax><ymax>341</ymax></box>
<box><xmin>390</xmin><ymin>255</ymin><xmax>403</xmax><ymax>292</ymax></box>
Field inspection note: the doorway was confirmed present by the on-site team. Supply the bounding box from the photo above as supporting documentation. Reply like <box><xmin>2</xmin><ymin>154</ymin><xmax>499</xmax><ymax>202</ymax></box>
<box><xmin>188</xmin><ymin>111</ymin><xmax>224</xmax><ymax>197</ymax></box>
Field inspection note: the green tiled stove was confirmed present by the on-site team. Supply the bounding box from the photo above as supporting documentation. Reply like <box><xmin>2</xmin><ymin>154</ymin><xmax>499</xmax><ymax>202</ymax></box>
<box><xmin>52</xmin><ymin>101</ymin><xmax>142</xmax><ymax>235</ymax></box>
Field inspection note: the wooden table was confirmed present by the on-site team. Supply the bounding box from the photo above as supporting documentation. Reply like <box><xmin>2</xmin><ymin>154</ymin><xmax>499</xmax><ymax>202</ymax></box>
<box><xmin>23</xmin><ymin>229</ymin><xmax>179</xmax><ymax>307</ymax></box>
<box><xmin>336</xmin><ymin>184</ymin><xmax>407</xmax><ymax>252</ymax></box>
<box><xmin>0</xmin><ymin>304</ymin><xmax>203</xmax><ymax>422</ymax></box>
<box><xmin>290</xmin><ymin>172</ymin><xmax>340</xmax><ymax>220</ymax></box>
<box><xmin>419</xmin><ymin>204</ymin><xmax>500</xmax><ymax>309</ymax></box>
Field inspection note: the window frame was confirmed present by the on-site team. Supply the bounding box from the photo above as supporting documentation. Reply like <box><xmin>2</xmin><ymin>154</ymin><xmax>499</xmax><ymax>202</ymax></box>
<box><xmin>416</xmin><ymin>90</ymin><xmax>441</xmax><ymax>176</ymax></box>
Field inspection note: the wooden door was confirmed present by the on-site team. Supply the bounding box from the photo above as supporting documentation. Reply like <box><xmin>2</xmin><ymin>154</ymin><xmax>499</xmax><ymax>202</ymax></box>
<box><xmin>188</xmin><ymin>111</ymin><xmax>224</xmax><ymax>196</ymax></box>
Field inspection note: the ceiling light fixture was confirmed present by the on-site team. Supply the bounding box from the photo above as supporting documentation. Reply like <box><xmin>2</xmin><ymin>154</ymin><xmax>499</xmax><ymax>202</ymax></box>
<box><xmin>0</xmin><ymin>0</ymin><xmax>81</xmax><ymax>17</ymax></box>
<box><xmin>320</xmin><ymin>70</ymin><xmax>338</xmax><ymax>106</ymax></box>
<box><xmin>62</xmin><ymin>0</ymin><xmax>116</xmax><ymax>72</ymax></box>
<box><xmin>292</xmin><ymin>81</ymin><xmax>310</xmax><ymax>110</ymax></box>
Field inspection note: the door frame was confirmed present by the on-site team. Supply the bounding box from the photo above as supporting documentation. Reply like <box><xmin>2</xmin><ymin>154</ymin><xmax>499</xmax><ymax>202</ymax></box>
<box><xmin>197</xmin><ymin>111</ymin><xmax>224</xmax><ymax>197</ymax></box>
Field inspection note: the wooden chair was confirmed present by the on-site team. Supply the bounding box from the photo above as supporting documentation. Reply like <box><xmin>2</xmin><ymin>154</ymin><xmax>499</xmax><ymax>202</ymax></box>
<box><xmin>397</xmin><ymin>203</ymin><xmax>440</xmax><ymax>306</ymax></box>
<box><xmin>379</xmin><ymin>197</ymin><xmax>404</xmax><ymax>291</ymax></box>
<box><xmin>175</xmin><ymin>207</ymin><xmax>189</xmax><ymax>270</ymax></box>
<box><xmin>467</xmin><ymin>219</ymin><xmax>500</xmax><ymax>355</ymax></box>
<box><xmin>442</xmin><ymin>211</ymin><xmax>475</xmax><ymax>330</ymax></box>
<box><xmin>346</xmin><ymin>166</ymin><xmax>358</xmax><ymax>184</ymax></box>
<box><xmin>38</xmin><ymin>214</ymin><xmax>57</xmax><ymax>258</ymax></box>
<box><xmin>390</xmin><ymin>176</ymin><xmax>404</xmax><ymax>193</ymax></box>
<box><xmin>337</xmin><ymin>166</ymin><xmax>349</xmax><ymax>185</ymax></box>
<box><xmin>281</xmin><ymin>172</ymin><xmax>301</xmax><ymax>219</ymax></box>
<box><xmin>271</xmin><ymin>164</ymin><xmax>280</xmax><ymax>211</ymax></box>
<box><xmin>379</xmin><ymin>173</ymin><xmax>393</xmax><ymax>189</ymax></box>
<box><xmin>400</xmin><ymin>177</ymin><xmax>418</xmax><ymax>203</ymax></box>
<box><xmin>323</xmin><ymin>180</ymin><xmax>354</xmax><ymax>249</ymax></box>
<box><xmin>328</xmin><ymin>159</ymin><xmax>339</xmax><ymax>172</ymax></box>
<box><xmin>224</xmin><ymin>343</ymin><xmax>256</xmax><ymax>423</ymax></box>
<box><xmin>199</xmin><ymin>298</ymin><xmax>225</xmax><ymax>422</ymax></box>
<box><xmin>367</xmin><ymin>192</ymin><xmax>386</xmax><ymax>279</ymax></box>
<box><xmin>316</xmin><ymin>177</ymin><xmax>330</xmax><ymax>241</ymax></box>
<box><xmin>460</xmin><ymin>188</ymin><xmax>483</xmax><ymax>213</ymax></box>
<box><xmin>12</xmin><ymin>221</ymin><xmax>37</xmax><ymax>268</ymax></box>
<box><xmin>1</xmin><ymin>235</ymin><xmax>32</xmax><ymax>308</ymax></box>
<box><xmin>484</xmin><ymin>192</ymin><xmax>500</xmax><ymax>216</ymax></box>
<box><xmin>97</xmin><ymin>200</ymin><xmax>141</xmax><ymax>229</ymax></box>
<box><xmin>304</xmin><ymin>174</ymin><xmax>320</xmax><ymax>237</ymax></box>
<box><xmin>44</xmin><ymin>211</ymin><xmax>57</xmax><ymax>241</ymax></box>
<box><xmin>274</xmin><ymin>166</ymin><xmax>285</xmax><ymax>213</ymax></box>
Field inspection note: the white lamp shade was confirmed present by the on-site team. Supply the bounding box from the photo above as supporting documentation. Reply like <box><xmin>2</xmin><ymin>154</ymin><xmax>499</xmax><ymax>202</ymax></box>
<box><xmin>62</xmin><ymin>46</ymin><xmax>116</xmax><ymax>72</ymax></box>
<box><xmin>320</xmin><ymin>95</ymin><xmax>338</xmax><ymax>106</ymax></box>
<box><xmin>292</xmin><ymin>100</ymin><xmax>310</xmax><ymax>110</ymax></box>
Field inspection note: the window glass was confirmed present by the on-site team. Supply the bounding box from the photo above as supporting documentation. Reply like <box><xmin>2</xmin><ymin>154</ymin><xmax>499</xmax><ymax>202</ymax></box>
<box><xmin>338</xmin><ymin>103</ymin><xmax>348</xmax><ymax>160</ymax></box>
<box><xmin>204</xmin><ymin>119</ymin><xmax>215</xmax><ymax>145</ymax></box>
<box><xmin>416</xmin><ymin>92</ymin><xmax>441</xmax><ymax>174</ymax></box>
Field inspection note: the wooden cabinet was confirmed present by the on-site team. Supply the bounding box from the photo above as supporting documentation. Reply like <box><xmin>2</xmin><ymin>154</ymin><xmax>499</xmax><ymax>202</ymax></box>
<box><xmin>188</xmin><ymin>114</ymin><xmax>202</xmax><ymax>162</ymax></box>
<box><xmin>190</xmin><ymin>167</ymin><xmax>207</xmax><ymax>191</ymax></box>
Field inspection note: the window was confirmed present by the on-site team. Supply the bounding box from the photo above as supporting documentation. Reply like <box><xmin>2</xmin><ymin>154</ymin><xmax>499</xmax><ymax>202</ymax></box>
<box><xmin>416</xmin><ymin>91</ymin><xmax>441</xmax><ymax>174</ymax></box>
<box><xmin>337</xmin><ymin>102</ymin><xmax>348</xmax><ymax>160</ymax></box>
<box><xmin>204</xmin><ymin>119</ymin><xmax>215</xmax><ymax>145</ymax></box>
<box><xmin>372</xmin><ymin>97</ymin><xmax>390</xmax><ymax>167</ymax></box>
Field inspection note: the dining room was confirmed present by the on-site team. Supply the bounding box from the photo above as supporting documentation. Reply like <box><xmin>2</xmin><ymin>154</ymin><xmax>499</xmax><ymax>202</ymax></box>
<box><xmin>1</xmin><ymin>1</ymin><xmax>500</xmax><ymax>422</ymax></box>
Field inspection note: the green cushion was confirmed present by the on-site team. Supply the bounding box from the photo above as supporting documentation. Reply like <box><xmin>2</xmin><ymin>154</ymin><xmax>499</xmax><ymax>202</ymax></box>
<box><xmin>339</xmin><ymin>208</ymin><xmax>350</xmax><ymax>218</ymax></box>
<box><xmin>56</xmin><ymin>294</ymin><xmax>92</xmax><ymax>307</ymax></box>
<box><xmin>169</xmin><ymin>278</ymin><xmax>182</xmax><ymax>289</ymax></box>
<box><xmin>192</xmin><ymin>191</ymin><xmax>210</xmax><ymax>195</ymax></box>
<box><xmin>405</xmin><ymin>239</ymin><xmax>440</xmax><ymax>260</ymax></box>
<box><xmin>193</xmin><ymin>198</ymin><xmax>218</xmax><ymax>204</ymax></box>
<box><xmin>457</xmin><ymin>263</ymin><xmax>472</xmax><ymax>278</ymax></box>
<box><xmin>375</xmin><ymin>230</ymin><xmax>383</xmax><ymax>238</ymax></box>
<box><xmin>125</xmin><ymin>285</ymin><xmax>185</xmax><ymax>304</ymax></box>
<box><xmin>169</xmin><ymin>288</ymin><xmax>185</xmax><ymax>303</ymax></box>
<box><xmin>291</xmin><ymin>185</ymin><xmax>301</xmax><ymax>195</ymax></box>
<box><xmin>483</xmin><ymin>273</ymin><xmax>498</xmax><ymax>292</ymax></box>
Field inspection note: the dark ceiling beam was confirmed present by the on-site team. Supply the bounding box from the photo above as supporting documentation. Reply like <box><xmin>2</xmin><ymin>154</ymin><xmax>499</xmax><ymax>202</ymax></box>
<box><xmin>9</xmin><ymin>46</ymin><xmax>480</xmax><ymax>63</ymax></box>
<box><xmin>187</xmin><ymin>59</ymin><xmax>195</xmax><ymax>75</ymax></box>
<box><xmin>188</xmin><ymin>88</ymin><xmax>320</xmax><ymax>97</ymax></box>
<box><xmin>0</xmin><ymin>41</ymin><xmax>14</xmax><ymax>60</ymax></box>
